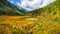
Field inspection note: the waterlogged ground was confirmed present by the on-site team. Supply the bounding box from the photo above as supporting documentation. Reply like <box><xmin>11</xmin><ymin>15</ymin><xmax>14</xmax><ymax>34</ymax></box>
<box><xmin>0</xmin><ymin>10</ymin><xmax>60</xmax><ymax>34</ymax></box>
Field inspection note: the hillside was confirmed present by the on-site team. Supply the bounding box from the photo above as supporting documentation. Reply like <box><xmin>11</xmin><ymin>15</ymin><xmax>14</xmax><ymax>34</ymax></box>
<box><xmin>26</xmin><ymin>0</ymin><xmax>60</xmax><ymax>16</ymax></box>
<box><xmin>0</xmin><ymin>0</ymin><xmax>25</xmax><ymax>15</ymax></box>
<box><xmin>0</xmin><ymin>0</ymin><xmax>60</xmax><ymax>34</ymax></box>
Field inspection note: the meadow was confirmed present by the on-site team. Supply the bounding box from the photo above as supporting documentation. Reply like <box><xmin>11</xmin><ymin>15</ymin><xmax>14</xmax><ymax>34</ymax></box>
<box><xmin>0</xmin><ymin>0</ymin><xmax>60</xmax><ymax>34</ymax></box>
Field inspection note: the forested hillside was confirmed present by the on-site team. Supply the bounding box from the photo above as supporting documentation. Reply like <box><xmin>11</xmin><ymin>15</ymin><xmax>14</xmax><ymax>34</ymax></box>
<box><xmin>26</xmin><ymin>0</ymin><xmax>60</xmax><ymax>16</ymax></box>
<box><xmin>0</xmin><ymin>0</ymin><xmax>25</xmax><ymax>15</ymax></box>
<box><xmin>0</xmin><ymin>0</ymin><xmax>60</xmax><ymax>34</ymax></box>
<box><xmin>0</xmin><ymin>0</ymin><xmax>60</xmax><ymax>16</ymax></box>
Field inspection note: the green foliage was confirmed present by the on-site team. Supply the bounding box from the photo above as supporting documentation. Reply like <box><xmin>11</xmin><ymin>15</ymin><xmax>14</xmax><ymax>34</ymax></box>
<box><xmin>26</xmin><ymin>0</ymin><xmax>60</xmax><ymax>16</ymax></box>
<box><xmin>0</xmin><ymin>0</ymin><xmax>60</xmax><ymax>34</ymax></box>
<box><xmin>0</xmin><ymin>0</ymin><xmax>60</xmax><ymax>16</ymax></box>
<box><xmin>0</xmin><ymin>0</ymin><xmax>25</xmax><ymax>15</ymax></box>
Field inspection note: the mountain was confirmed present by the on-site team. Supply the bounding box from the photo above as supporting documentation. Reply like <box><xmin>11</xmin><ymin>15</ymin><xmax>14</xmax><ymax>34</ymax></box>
<box><xmin>0</xmin><ymin>0</ymin><xmax>60</xmax><ymax>34</ymax></box>
<box><xmin>0</xmin><ymin>0</ymin><xmax>26</xmax><ymax>15</ymax></box>
<box><xmin>25</xmin><ymin>0</ymin><xmax>60</xmax><ymax>16</ymax></box>
<box><xmin>0</xmin><ymin>0</ymin><xmax>60</xmax><ymax>16</ymax></box>
<box><xmin>16</xmin><ymin>0</ymin><xmax>56</xmax><ymax>11</ymax></box>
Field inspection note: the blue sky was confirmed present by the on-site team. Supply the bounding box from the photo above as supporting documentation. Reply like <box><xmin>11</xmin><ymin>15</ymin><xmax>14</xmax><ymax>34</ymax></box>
<box><xmin>8</xmin><ymin>0</ymin><xmax>20</xmax><ymax>5</ymax></box>
<box><xmin>8</xmin><ymin>0</ymin><xmax>56</xmax><ymax>11</ymax></box>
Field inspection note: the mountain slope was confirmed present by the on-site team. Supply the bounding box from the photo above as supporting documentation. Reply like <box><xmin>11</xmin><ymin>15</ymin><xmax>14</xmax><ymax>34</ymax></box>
<box><xmin>0</xmin><ymin>0</ymin><xmax>60</xmax><ymax>34</ymax></box>
<box><xmin>0</xmin><ymin>0</ymin><xmax>60</xmax><ymax>16</ymax></box>
<box><xmin>25</xmin><ymin>0</ymin><xmax>60</xmax><ymax>16</ymax></box>
<box><xmin>0</xmin><ymin>0</ymin><xmax>25</xmax><ymax>15</ymax></box>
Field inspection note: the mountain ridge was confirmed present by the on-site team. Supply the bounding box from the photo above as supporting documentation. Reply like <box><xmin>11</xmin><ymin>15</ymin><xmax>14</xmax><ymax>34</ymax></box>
<box><xmin>0</xmin><ymin>0</ymin><xmax>59</xmax><ymax>16</ymax></box>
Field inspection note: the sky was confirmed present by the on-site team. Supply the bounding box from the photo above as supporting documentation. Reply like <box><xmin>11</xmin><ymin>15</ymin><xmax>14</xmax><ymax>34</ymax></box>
<box><xmin>8</xmin><ymin>0</ymin><xmax>56</xmax><ymax>11</ymax></box>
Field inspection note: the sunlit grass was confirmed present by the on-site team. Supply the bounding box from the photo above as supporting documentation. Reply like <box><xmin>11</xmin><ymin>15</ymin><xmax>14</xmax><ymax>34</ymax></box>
<box><xmin>0</xmin><ymin>0</ymin><xmax>60</xmax><ymax>34</ymax></box>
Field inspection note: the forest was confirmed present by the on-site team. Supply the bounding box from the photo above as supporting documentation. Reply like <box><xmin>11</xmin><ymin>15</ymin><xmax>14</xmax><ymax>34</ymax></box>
<box><xmin>0</xmin><ymin>0</ymin><xmax>60</xmax><ymax>34</ymax></box>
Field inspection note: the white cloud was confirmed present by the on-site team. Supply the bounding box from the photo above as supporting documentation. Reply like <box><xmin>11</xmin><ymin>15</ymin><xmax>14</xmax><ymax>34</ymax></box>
<box><xmin>17</xmin><ymin>0</ymin><xmax>56</xmax><ymax>11</ymax></box>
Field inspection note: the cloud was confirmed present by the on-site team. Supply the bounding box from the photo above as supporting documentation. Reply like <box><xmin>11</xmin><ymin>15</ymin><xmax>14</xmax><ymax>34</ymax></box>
<box><xmin>8</xmin><ymin>0</ymin><xmax>56</xmax><ymax>11</ymax></box>
<box><xmin>17</xmin><ymin>0</ymin><xmax>56</xmax><ymax>11</ymax></box>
